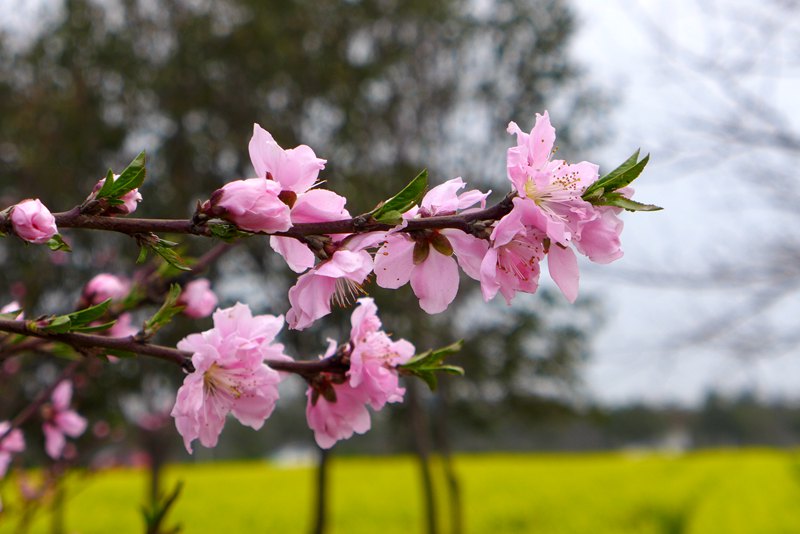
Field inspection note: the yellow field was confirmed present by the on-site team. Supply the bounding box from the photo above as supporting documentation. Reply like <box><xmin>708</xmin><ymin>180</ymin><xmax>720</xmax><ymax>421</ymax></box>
<box><xmin>3</xmin><ymin>449</ymin><xmax>800</xmax><ymax>533</ymax></box>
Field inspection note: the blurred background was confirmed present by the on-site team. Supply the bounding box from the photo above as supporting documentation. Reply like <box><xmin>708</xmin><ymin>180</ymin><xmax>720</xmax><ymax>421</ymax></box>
<box><xmin>1</xmin><ymin>0</ymin><xmax>799</xmax><ymax>532</ymax></box>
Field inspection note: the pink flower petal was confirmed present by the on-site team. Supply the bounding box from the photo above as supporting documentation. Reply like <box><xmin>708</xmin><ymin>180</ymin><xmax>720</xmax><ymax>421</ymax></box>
<box><xmin>547</xmin><ymin>244</ymin><xmax>579</xmax><ymax>303</ymax></box>
<box><xmin>374</xmin><ymin>236</ymin><xmax>415</xmax><ymax>289</ymax></box>
<box><xmin>410</xmin><ymin>250</ymin><xmax>459</xmax><ymax>314</ymax></box>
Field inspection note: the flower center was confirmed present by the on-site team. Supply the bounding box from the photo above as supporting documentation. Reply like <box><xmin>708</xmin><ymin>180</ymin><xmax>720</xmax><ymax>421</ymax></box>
<box><xmin>203</xmin><ymin>363</ymin><xmax>242</xmax><ymax>399</ymax></box>
<box><xmin>332</xmin><ymin>278</ymin><xmax>367</xmax><ymax>309</ymax></box>
<box><xmin>497</xmin><ymin>238</ymin><xmax>542</xmax><ymax>281</ymax></box>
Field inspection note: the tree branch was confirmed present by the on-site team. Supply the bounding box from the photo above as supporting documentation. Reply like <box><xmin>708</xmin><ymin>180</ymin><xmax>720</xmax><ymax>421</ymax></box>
<box><xmin>0</xmin><ymin>319</ymin><xmax>348</xmax><ymax>378</ymax></box>
<box><xmin>51</xmin><ymin>194</ymin><xmax>515</xmax><ymax>240</ymax></box>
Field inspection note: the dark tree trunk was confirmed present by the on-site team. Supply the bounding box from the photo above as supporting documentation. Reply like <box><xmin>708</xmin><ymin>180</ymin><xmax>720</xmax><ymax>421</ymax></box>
<box><xmin>408</xmin><ymin>380</ymin><xmax>438</xmax><ymax>534</ymax></box>
<box><xmin>311</xmin><ymin>446</ymin><xmax>331</xmax><ymax>534</ymax></box>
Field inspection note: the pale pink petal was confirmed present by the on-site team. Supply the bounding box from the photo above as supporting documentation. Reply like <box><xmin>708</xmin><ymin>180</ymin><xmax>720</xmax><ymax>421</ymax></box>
<box><xmin>290</xmin><ymin>189</ymin><xmax>349</xmax><ymax>223</ymax></box>
<box><xmin>547</xmin><ymin>244</ymin><xmax>579</xmax><ymax>303</ymax></box>
<box><xmin>270</xmin><ymin>236</ymin><xmax>317</xmax><ymax>273</ymax></box>
<box><xmin>248</xmin><ymin>124</ymin><xmax>282</xmax><ymax>179</ymax></box>
<box><xmin>574</xmin><ymin>208</ymin><xmax>624</xmax><ymax>264</ymax></box>
<box><xmin>444</xmin><ymin>229</ymin><xmax>488</xmax><ymax>281</ymax></box>
<box><xmin>341</xmin><ymin>231</ymin><xmax>386</xmax><ymax>252</ymax></box>
<box><xmin>55</xmin><ymin>411</ymin><xmax>87</xmax><ymax>438</ymax></box>
<box><xmin>479</xmin><ymin>249</ymin><xmax>501</xmax><ymax>302</ymax></box>
<box><xmin>421</xmin><ymin>178</ymin><xmax>466</xmax><ymax>215</ymax></box>
<box><xmin>410</xmin><ymin>250</ymin><xmax>460</xmax><ymax>314</ymax></box>
<box><xmin>248</xmin><ymin>124</ymin><xmax>326</xmax><ymax>193</ymax></box>
<box><xmin>526</xmin><ymin>111</ymin><xmax>556</xmax><ymax>168</ymax></box>
<box><xmin>457</xmin><ymin>188</ymin><xmax>490</xmax><ymax>210</ymax></box>
<box><xmin>43</xmin><ymin>424</ymin><xmax>66</xmax><ymax>459</ymax></box>
<box><xmin>374</xmin><ymin>236</ymin><xmax>415</xmax><ymax>289</ymax></box>
<box><xmin>287</xmin><ymin>273</ymin><xmax>336</xmax><ymax>330</ymax></box>
<box><xmin>350</xmin><ymin>298</ymin><xmax>381</xmax><ymax>343</ymax></box>
<box><xmin>51</xmin><ymin>381</ymin><xmax>72</xmax><ymax>411</ymax></box>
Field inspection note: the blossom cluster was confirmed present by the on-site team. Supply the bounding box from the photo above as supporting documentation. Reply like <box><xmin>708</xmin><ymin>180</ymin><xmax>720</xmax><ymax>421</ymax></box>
<box><xmin>0</xmin><ymin>110</ymin><xmax>652</xmax><ymax>456</ymax></box>
<box><xmin>171</xmin><ymin>299</ymin><xmax>413</xmax><ymax>451</ymax></box>
<box><xmin>0</xmin><ymin>380</ymin><xmax>86</xmax><ymax>509</ymax></box>
<box><xmin>214</xmin><ymin>112</ymin><xmax>630</xmax><ymax>333</ymax></box>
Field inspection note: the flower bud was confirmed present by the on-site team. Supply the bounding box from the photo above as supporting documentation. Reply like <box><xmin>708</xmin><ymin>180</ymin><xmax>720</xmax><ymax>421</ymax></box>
<box><xmin>82</xmin><ymin>273</ymin><xmax>130</xmax><ymax>305</ymax></box>
<box><xmin>179</xmin><ymin>279</ymin><xmax>218</xmax><ymax>319</ymax></box>
<box><xmin>206</xmin><ymin>178</ymin><xmax>292</xmax><ymax>233</ymax></box>
<box><xmin>91</xmin><ymin>174</ymin><xmax>142</xmax><ymax>215</ymax></box>
<box><xmin>10</xmin><ymin>199</ymin><xmax>57</xmax><ymax>244</ymax></box>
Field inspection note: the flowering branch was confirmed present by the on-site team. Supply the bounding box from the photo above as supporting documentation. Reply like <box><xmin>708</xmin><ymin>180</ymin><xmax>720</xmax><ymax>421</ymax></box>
<box><xmin>0</xmin><ymin>318</ymin><xmax>347</xmax><ymax>377</ymax></box>
<box><xmin>49</xmin><ymin>195</ymin><xmax>514</xmax><ymax>240</ymax></box>
<box><xmin>0</xmin><ymin>113</ymin><xmax>661</xmax><ymax>458</ymax></box>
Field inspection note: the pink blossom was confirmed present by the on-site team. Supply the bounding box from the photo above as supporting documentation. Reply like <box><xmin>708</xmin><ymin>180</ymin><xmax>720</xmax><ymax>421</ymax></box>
<box><xmin>269</xmin><ymin>188</ymin><xmax>351</xmax><ymax>273</ymax></box>
<box><xmin>347</xmin><ymin>298</ymin><xmax>414</xmax><ymax>410</ymax></box>
<box><xmin>82</xmin><ymin>273</ymin><xmax>130</xmax><ymax>305</ymax></box>
<box><xmin>506</xmin><ymin>112</ymin><xmax>599</xmax><ymax>245</ymax></box>
<box><xmin>170</xmin><ymin>303</ymin><xmax>290</xmax><ymax>453</ymax></box>
<box><xmin>374</xmin><ymin>179</ymin><xmax>489</xmax><ymax>314</ymax></box>
<box><xmin>179</xmin><ymin>279</ymin><xmax>218</xmax><ymax>319</ymax></box>
<box><xmin>207</xmin><ymin>178</ymin><xmax>292</xmax><ymax>233</ymax></box>
<box><xmin>287</xmin><ymin>232</ymin><xmax>385</xmax><ymax>330</ymax></box>
<box><xmin>504</xmin><ymin>197</ymin><xmax>581</xmax><ymax>303</ymax></box>
<box><xmin>42</xmin><ymin>381</ymin><xmax>87</xmax><ymax>459</ymax></box>
<box><xmin>248</xmin><ymin>124</ymin><xmax>349</xmax><ymax>272</ymax></box>
<box><xmin>418</xmin><ymin>177</ymin><xmax>489</xmax><ymax>216</ymax></box>
<box><xmin>9</xmin><ymin>199</ymin><xmax>57</xmax><ymax>244</ymax></box>
<box><xmin>572</xmin><ymin>192</ymin><xmax>629</xmax><ymax>264</ymax></box>
<box><xmin>0</xmin><ymin>421</ymin><xmax>25</xmax><ymax>478</ymax></box>
<box><xmin>92</xmin><ymin>174</ymin><xmax>142</xmax><ymax>215</ymax></box>
<box><xmin>306</xmin><ymin>380</ymin><xmax>371</xmax><ymax>449</ymax></box>
<box><xmin>479</xmin><ymin>207</ymin><xmax>546</xmax><ymax>304</ymax></box>
<box><xmin>305</xmin><ymin>300</ymin><xmax>414</xmax><ymax>449</ymax></box>
<box><xmin>249</xmin><ymin>123</ymin><xmax>326</xmax><ymax>193</ymax></box>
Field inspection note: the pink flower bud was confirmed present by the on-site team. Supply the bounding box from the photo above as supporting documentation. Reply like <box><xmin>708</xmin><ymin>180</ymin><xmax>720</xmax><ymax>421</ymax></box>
<box><xmin>82</xmin><ymin>273</ymin><xmax>130</xmax><ymax>305</ymax></box>
<box><xmin>178</xmin><ymin>279</ymin><xmax>218</xmax><ymax>319</ymax></box>
<box><xmin>208</xmin><ymin>178</ymin><xmax>292</xmax><ymax>233</ymax></box>
<box><xmin>92</xmin><ymin>174</ymin><xmax>142</xmax><ymax>215</ymax></box>
<box><xmin>10</xmin><ymin>199</ymin><xmax>57</xmax><ymax>244</ymax></box>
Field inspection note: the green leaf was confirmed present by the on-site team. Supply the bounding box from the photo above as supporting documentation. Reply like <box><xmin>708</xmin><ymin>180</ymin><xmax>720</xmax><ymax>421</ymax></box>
<box><xmin>137</xmin><ymin>234</ymin><xmax>191</xmax><ymax>271</ymax></box>
<box><xmin>96</xmin><ymin>151</ymin><xmax>146</xmax><ymax>200</ymax></box>
<box><xmin>136</xmin><ymin>244</ymin><xmax>149</xmax><ymax>264</ymax></box>
<box><xmin>583</xmin><ymin>150</ymin><xmax>650</xmax><ymax>199</ymax></box>
<box><xmin>142</xmin><ymin>284</ymin><xmax>185</xmax><ymax>339</ymax></box>
<box><xmin>370</xmin><ymin>169</ymin><xmax>428</xmax><ymax>224</ymax></box>
<box><xmin>70</xmin><ymin>320</ymin><xmax>117</xmax><ymax>334</ymax></box>
<box><xmin>595</xmin><ymin>193</ymin><xmax>663</xmax><ymax>212</ymax></box>
<box><xmin>67</xmin><ymin>299</ymin><xmax>112</xmax><ymax>327</ymax></box>
<box><xmin>96</xmin><ymin>169</ymin><xmax>116</xmax><ymax>197</ymax></box>
<box><xmin>42</xmin><ymin>315</ymin><xmax>72</xmax><ymax>334</ymax></box>
<box><xmin>46</xmin><ymin>234</ymin><xmax>72</xmax><ymax>252</ymax></box>
<box><xmin>208</xmin><ymin>222</ymin><xmax>251</xmax><ymax>242</ymax></box>
<box><xmin>398</xmin><ymin>340</ymin><xmax>465</xmax><ymax>391</ymax></box>
<box><xmin>153</xmin><ymin>243</ymin><xmax>191</xmax><ymax>271</ymax></box>
<box><xmin>141</xmin><ymin>481</ymin><xmax>184</xmax><ymax>534</ymax></box>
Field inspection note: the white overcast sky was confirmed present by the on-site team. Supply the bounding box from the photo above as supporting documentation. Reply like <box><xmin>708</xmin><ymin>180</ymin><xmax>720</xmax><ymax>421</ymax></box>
<box><xmin>572</xmin><ymin>0</ymin><xmax>800</xmax><ymax>405</ymax></box>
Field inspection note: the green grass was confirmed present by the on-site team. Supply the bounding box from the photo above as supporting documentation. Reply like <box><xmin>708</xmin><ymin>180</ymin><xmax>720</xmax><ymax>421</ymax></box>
<box><xmin>3</xmin><ymin>449</ymin><xmax>800</xmax><ymax>533</ymax></box>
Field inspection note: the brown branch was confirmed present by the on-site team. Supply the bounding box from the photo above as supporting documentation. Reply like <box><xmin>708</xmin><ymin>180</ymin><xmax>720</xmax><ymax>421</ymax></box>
<box><xmin>52</xmin><ymin>194</ymin><xmax>515</xmax><ymax>240</ymax></box>
<box><xmin>0</xmin><ymin>319</ymin><xmax>348</xmax><ymax>379</ymax></box>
